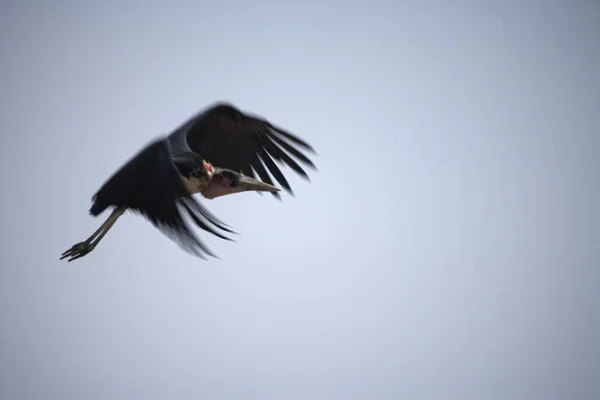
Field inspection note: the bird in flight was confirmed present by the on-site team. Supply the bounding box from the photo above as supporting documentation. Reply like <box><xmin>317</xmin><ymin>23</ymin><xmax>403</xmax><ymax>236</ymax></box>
<box><xmin>60</xmin><ymin>102</ymin><xmax>317</xmax><ymax>261</ymax></box>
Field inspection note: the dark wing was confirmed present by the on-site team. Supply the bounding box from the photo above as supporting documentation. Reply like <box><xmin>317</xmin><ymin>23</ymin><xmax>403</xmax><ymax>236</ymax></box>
<box><xmin>90</xmin><ymin>137</ymin><xmax>235</xmax><ymax>259</ymax></box>
<box><xmin>171</xmin><ymin>103</ymin><xmax>317</xmax><ymax>198</ymax></box>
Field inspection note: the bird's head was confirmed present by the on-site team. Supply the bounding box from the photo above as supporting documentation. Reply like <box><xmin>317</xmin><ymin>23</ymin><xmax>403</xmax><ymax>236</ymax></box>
<box><xmin>201</xmin><ymin>167</ymin><xmax>280</xmax><ymax>199</ymax></box>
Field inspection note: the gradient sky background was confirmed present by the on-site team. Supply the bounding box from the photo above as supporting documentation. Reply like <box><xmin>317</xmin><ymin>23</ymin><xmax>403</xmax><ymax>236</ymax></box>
<box><xmin>1</xmin><ymin>1</ymin><xmax>599</xmax><ymax>399</ymax></box>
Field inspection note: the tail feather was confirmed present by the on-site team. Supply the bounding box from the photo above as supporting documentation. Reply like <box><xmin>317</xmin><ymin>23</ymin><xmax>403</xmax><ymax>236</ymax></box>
<box><xmin>89</xmin><ymin>195</ymin><xmax>110</xmax><ymax>216</ymax></box>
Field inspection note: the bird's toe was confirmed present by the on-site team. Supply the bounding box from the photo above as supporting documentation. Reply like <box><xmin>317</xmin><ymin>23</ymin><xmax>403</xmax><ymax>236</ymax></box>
<box><xmin>60</xmin><ymin>242</ymin><xmax>95</xmax><ymax>262</ymax></box>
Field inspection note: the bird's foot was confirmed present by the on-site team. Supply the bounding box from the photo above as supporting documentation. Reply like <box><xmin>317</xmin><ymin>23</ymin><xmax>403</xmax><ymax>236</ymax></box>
<box><xmin>60</xmin><ymin>241</ymin><xmax>95</xmax><ymax>262</ymax></box>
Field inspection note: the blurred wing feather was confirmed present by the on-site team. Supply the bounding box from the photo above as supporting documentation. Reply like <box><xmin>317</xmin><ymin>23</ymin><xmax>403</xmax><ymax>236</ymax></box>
<box><xmin>90</xmin><ymin>138</ymin><xmax>235</xmax><ymax>259</ymax></box>
<box><xmin>170</xmin><ymin>103</ymin><xmax>317</xmax><ymax>197</ymax></box>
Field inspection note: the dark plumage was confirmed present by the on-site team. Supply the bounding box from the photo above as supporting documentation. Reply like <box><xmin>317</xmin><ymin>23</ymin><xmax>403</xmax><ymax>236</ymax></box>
<box><xmin>60</xmin><ymin>102</ymin><xmax>317</xmax><ymax>261</ymax></box>
<box><xmin>168</xmin><ymin>103</ymin><xmax>317</xmax><ymax>197</ymax></box>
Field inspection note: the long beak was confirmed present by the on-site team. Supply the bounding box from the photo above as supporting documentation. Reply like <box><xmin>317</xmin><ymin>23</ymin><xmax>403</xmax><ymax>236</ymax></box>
<box><xmin>237</xmin><ymin>174</ymin><xmax>281</xmax><ymax>193</ymax></box>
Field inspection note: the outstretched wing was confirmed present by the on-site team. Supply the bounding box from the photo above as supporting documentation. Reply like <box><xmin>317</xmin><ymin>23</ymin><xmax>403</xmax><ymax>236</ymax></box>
<box><xmin>168</xmin><ymin>103</ymin><xmax>317</xmax><ymax>198</ymax></box>
<box><xmin>90</xmin><ymin>137</ymin><xmax>235</xmax><ymax>259</ymax></box>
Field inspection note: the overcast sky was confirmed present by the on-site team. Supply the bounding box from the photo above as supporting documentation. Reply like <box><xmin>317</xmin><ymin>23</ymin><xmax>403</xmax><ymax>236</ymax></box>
<box><xmin>1</xmin><ymin>1</ymin><xmax>599</xmax><ymax>399</ymax></box>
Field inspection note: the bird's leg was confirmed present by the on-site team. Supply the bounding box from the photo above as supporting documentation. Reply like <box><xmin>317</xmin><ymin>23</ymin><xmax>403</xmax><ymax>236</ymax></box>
<box><xmin>60</xmin><ymin>206</ymin><xmax>126</xmax><ymax>262</ymax></box>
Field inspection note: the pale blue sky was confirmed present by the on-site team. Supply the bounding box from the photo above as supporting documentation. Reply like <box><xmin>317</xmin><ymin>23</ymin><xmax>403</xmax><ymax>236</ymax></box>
<box><xmin>1</xmin><ymin>1</ymin><xmax>599</xmax><ymax>399</ymax></box>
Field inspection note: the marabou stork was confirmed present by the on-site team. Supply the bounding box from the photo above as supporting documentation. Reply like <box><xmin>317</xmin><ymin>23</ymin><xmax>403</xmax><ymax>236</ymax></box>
<box><xmin>60</xmin><ymin>102</ymin><xmax>317</xmax><ymax>262</ymax></box>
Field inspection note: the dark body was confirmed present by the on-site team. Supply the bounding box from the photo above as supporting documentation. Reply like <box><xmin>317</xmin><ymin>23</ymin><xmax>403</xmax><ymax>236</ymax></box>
<box><xmin>60</xmin><ymin>102</ymin><xmax>317</xmax><ymax>261</ymax></box>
